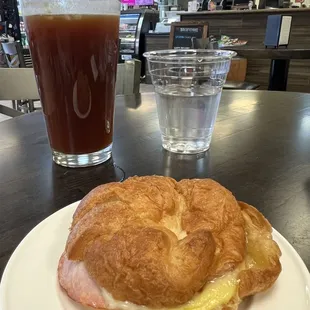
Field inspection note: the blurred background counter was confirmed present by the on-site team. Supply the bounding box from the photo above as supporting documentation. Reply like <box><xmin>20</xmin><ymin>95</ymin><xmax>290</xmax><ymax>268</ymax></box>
<box><xmin>145</xmin><ymin>8</ymin><xmax>310</xmax><ymax>91</ymax></box>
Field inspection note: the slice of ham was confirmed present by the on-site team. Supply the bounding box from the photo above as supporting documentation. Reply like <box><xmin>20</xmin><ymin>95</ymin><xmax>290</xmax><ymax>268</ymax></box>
<box><xmin>58</xmin><ymin>253</ymin><xmax>107</xmax><ymax>309</ymax></box>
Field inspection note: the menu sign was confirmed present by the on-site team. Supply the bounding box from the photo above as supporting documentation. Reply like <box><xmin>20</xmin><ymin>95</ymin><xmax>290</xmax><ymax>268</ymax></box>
<box><xmin>169</xmin><ymin>22</ymin><xmax>209</xmax><ymax>49</ymax></box>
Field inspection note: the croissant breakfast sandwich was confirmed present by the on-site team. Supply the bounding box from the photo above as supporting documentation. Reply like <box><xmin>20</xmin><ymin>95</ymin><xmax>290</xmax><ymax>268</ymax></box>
<box><xmin>58</xmin><ymin>176</ymin><xmax>282</xmax><ymax>310</ymax></box>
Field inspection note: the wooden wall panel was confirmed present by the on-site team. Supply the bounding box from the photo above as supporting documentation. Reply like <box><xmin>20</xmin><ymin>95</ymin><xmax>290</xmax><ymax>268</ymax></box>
<box><xmin>227</xmin><ymin>58</ymin><xmax>247</xmax><ymax>82</ymax></box>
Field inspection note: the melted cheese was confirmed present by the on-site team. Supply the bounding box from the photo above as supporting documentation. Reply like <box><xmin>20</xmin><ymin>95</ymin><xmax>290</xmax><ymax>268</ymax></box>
<box><xmin>179</xmin><ymin>273</ymin><xmax>238</xmax><ymax>310</ymax></box>
<box><xmin>101</xmin><ymin>288</ymin><xmax>148</xmax><ymax>310</ymax></box>
<box><xmin>101</xmin><ymin>273</ymin><xmax>238</xmax><ymax>310</ymax></box>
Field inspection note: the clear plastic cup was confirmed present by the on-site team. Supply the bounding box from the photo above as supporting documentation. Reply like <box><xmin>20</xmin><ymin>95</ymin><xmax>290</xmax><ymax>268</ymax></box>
<box><xmin>20</xmin><ymin>0</ymin><xmax>120</xmax><ymax>167</ymax></box>
<box><xmin>144</xmin><ymin>49</ymin><xmax>236</xmax><ymax>154</ymax></box>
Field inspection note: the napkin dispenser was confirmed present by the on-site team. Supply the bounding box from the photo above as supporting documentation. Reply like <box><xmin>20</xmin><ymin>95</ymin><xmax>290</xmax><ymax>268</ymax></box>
<box><xmin>264</xmin><ymin>15</ymin><xmax>292</xmax><ymax>48</ymax></box>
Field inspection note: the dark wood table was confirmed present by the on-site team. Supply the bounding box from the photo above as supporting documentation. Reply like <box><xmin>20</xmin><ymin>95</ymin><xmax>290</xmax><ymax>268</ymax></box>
<box><xmin>225</xmin><ymin>45</ymin><xmax>310</xmax><ymax>91</ymax></box>
<box><xmin>1</xmin><ymin>90</ymin><xmax>310</xmax><ymax>277</ymax></box>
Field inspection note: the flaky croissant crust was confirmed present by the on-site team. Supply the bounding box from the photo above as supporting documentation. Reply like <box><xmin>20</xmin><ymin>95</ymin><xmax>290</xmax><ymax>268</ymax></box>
<box><xmin>62</xmin><ymin>176</ymin><xmax>281</xmax><ymax>308</ymax></box>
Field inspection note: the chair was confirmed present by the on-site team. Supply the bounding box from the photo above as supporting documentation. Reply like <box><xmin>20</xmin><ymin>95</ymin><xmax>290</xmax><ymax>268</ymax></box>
<box><xmin>0</xmin><ymin>59</ymin><xmax>141</xmax><ymax>118</ymax></box>
<box><xmin>1</xmin><ymin>41</ymin><xmax>34</xmax><ymax>113</ymax></box>
<box><xmin>0</xmin><ymin>68</ymin><xmax>39</xmax><ymax>117</ymax></box>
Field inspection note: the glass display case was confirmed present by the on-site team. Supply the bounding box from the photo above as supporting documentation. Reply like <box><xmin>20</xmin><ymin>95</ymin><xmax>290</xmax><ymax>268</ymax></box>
<box><xmin>119</xmin><ymin>13</ymin><xmax>140</xmax><ymax>58</ymax></box>
<box><xmin>119</xmin><ymin>9</ymin><xmax>159</xmax><ymax>76</ymax></box>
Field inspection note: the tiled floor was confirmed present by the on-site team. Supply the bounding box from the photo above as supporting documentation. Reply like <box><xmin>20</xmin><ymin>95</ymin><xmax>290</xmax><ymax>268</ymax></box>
<box><xmin>0</xmin><ymin>84</ymin><xmax>155</xmax><ymax>123</ymax></box>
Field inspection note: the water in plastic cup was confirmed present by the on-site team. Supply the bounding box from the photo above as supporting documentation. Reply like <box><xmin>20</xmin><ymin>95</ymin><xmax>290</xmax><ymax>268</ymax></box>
<box><xmin>144</xmin><ymin>50</ymin><xmax>236</xmax><ymax>154</ymax></box>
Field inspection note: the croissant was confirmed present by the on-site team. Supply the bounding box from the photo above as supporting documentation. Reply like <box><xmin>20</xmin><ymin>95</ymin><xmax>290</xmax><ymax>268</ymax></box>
<box><xmin>58</xmin><ymin>176</ymin><xmax>281</xmax><ymax>310</ymax></box>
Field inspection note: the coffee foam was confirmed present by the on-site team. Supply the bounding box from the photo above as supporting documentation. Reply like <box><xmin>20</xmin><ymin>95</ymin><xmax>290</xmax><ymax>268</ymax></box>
<box><xmin>21</xmin><ymin>0</ymin><xmax>120</xmax><ymax>16</ymax></box>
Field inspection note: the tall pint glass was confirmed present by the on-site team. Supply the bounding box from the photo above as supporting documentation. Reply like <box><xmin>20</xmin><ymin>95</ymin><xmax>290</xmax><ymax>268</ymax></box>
<box><xmin>21</xmin><ymin>0</ymin><xmax>120</xmax><ymax>167</ymax></box>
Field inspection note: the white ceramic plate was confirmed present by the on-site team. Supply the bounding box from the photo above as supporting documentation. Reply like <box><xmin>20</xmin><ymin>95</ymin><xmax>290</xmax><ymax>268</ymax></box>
<box><xmin>1</xmin><ymin>201</ymin><xmax>310</xmax><ymax>310</ymax></box>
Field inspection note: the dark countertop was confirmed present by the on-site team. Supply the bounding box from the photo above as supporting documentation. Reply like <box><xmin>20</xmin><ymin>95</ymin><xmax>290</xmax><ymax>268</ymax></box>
<box><xmin>1</xmin><ymin>90</ymin><xmax>310</xmax><ymax>277</ymax></box>
<box><xmin>223</xmin><ymin>45</ymin><xmax>310</xmax><ymax>59</ymax></box>
<box><xmin>180</xmin><ymin>7</ymin><xmax>310</xmax><ymax>15</ymax></box>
